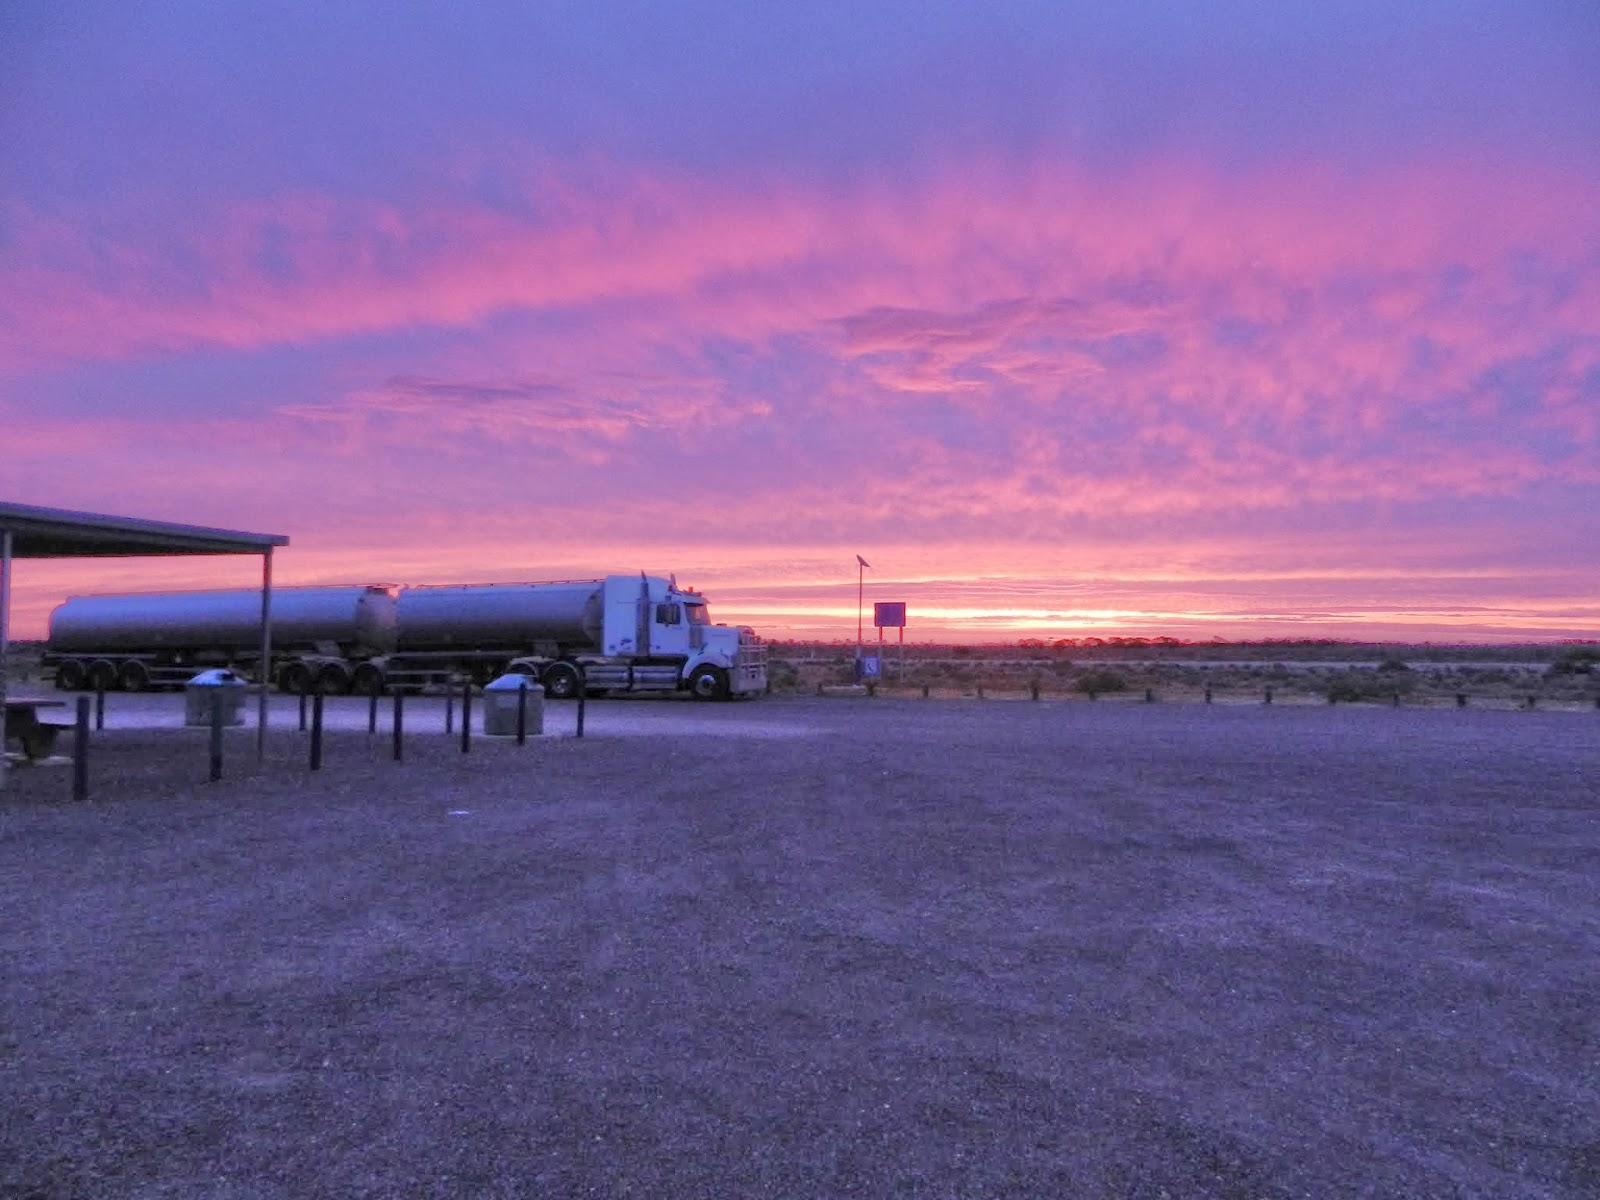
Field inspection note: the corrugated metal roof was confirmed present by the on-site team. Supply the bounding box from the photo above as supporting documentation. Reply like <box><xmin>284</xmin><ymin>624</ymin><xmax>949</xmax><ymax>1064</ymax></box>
<box><xmin>0</xmin><ymin>501</ymin><xmax>288</xmax><ymax>558</ymax></box>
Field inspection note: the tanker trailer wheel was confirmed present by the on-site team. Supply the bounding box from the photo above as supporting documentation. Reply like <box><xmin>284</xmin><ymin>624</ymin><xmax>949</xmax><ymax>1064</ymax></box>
<box><xmin>277</xmin><ymin>661</ymin><xmax>312</xmax><ymax>695</ymax></box>
<box><xmin>118</xmin><ymin>660</ymin><xmax>151</xmax><ymax>693</ymax></box>
<box><xmin>350</xmin><ymin>663</ymin><xmax>385</xmax><ymax>695</ymax></box>
<box><xmin>87</xmin><ymin>659</ymin><xmax>119</xmax><ymax>692</ymax></box>
<box><xmin>542</xmin><ymin>663</ymin><xmax>581</xmax><ymax>700</ymax></box>
<box><xmin>314</xmin><ymin>664</ymin><xmax>351</xmax><ymax>695</ymax></box>
<box><xmin>54</xmin><ymin>660</ymin><xmax>87</xmax><ymax>691</ymax></box>
<box><xmin>689</xmin><ymin>664</ymin><xmax>729</xmax><ymax>701</ymax></box>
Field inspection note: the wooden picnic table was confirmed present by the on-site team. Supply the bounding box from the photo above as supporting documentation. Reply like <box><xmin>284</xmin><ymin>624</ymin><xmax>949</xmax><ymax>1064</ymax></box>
<box><xmin>4</xmin><ymin>699</ymin><xmax>69</xmax><ymax>761</ymax></box>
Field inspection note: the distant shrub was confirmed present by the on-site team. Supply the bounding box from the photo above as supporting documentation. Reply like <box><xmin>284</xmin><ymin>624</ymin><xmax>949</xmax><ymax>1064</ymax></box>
<box><xmin>767</xmin><ymin>661</ymin><xmax>801</xmax><ymax>691</ymax></box>
<box><xmin>1376</xmin><ymin>657</ymin><xmax>1412</xmax><ymax>673</ymax></box>
<box><xmin>1547</xmin><ymin>647</ymin><xmax>1600</xmax><ymax>677</ymax></box>
<box><xmin>1073</xmin><ymin>669</ymin><xmax>1127</xmax><ymax>696</ymax></box>
<box><xmin>1325</xmin><ymin>669</ymin><xmax>1417</xmax><ymax>703</ymax></box>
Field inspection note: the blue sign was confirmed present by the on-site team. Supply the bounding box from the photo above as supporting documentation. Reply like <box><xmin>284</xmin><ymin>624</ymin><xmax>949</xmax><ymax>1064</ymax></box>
<box><xmin>873</xmin><ymin>602</ymin><xmax>907</xmax><ymax>628</ymax></box>
<box><xmin>857</xmin><ymin>655</ymin><xmax>882</xmax><ymax>679</ymax></box>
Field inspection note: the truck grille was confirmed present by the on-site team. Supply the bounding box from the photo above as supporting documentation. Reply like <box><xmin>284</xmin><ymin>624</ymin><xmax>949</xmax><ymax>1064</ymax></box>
<box><xmin>733</xmin><ymin>629</ymin><xmax>768</xmax><ymax>694</ymax></box>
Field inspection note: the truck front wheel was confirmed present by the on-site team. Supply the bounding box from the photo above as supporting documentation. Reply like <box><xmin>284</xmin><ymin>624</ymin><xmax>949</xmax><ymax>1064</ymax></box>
<box><xmin>542</xmin><ymin>663</ymin><xmax>581</xmax><ymax>700</ymax></box>
<box><xmin>688</xmin><ymin>665</ymin><xmax>729</xmax><ymax>701</ymax></box>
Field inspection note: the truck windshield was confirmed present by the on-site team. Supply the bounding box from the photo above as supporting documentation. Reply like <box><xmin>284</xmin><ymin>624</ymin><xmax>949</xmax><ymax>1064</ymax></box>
<box><xmin>685</xmin><ymin>603</ymin><xmax>710</xmax><ymax>625</ymax></box>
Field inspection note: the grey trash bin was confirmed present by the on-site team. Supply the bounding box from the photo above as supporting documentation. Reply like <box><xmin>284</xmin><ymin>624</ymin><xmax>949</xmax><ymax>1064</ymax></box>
<box><xmin>483</xmin><ymin>673</ymin><xmax>543</xmax><ymax>736</ymax></box>
<box><xmin>185</xmin><ymin>669</ymin><xmax>249</xmax><ymax>727</ymax></box>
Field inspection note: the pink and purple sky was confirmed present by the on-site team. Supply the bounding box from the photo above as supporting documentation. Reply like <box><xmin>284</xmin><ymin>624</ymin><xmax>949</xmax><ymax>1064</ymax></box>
<box><xmin>3</xmin><ymin>2</ymin><xmax>1597</xmax><ymax>642</ymax></box>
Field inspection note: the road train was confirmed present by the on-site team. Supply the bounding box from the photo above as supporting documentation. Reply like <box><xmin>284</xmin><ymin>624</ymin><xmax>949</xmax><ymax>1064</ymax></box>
<box><xmin>45</xmin><ymin>575</ymin><xmax>766</xmax><ymax>700</ymax></box>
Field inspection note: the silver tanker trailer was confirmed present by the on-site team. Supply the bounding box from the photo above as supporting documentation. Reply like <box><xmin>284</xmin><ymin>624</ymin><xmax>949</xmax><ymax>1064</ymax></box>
<box><xmin>45</xmin><ymin>585</ymin><xmax>396</xmax><ymax>693</ymax></box>
<box><xmin>45</xmin><ymin>574</ymin><xmax>765</xmax><ymax>700</ymax></box>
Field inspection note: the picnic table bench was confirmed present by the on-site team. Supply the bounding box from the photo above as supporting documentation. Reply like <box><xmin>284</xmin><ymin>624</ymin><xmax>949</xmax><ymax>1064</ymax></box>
<box><xmin>4</xmin><ymin>699</ymin><xmax>70</xmax><ymax>761</ymax></box>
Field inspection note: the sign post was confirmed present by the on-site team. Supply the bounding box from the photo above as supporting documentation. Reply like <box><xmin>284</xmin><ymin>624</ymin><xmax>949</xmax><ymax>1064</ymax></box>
<box><xmin>873</xmin><ymin>602</ymin><xmax>907</xmax><ymax>682</ymax></box>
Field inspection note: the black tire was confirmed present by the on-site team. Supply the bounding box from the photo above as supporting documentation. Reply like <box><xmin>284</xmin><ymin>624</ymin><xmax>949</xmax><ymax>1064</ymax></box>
<box><xmin>54</xmin><ymin>660</ymin><xmax>87</xmax><ymax>691</ymax></box>
<box><xmin>688</xmin><ymin>664</ymin><xmax>729</xmax><ymax>701</ymax></box>
<box><xmin>350</xmin><ymin>663</ymin><xmax>386</xmax><ymax>695</ymax></box>
<box><xmin>315</xmin><ymin>665</ymin><xmax>350</xmax><ymax>695</ymax></box>
<box><xmin>118</xmin><ymin>660</ymin><xmax>151</xmax><ymax>693</ymax></box>
<box><xmin>542</xmin><ymin>663</ymin><xmax>582</xmax><ymax>700</ymax></box>
<box><xmin>87</xmin><ymin>659</ymin><xmax>118</xmax><ymax>692</ymax></box>
<box><xmin>277</xmin><ymin>661</ymin><xmax>312</xmax><ymax>695</ymax></box>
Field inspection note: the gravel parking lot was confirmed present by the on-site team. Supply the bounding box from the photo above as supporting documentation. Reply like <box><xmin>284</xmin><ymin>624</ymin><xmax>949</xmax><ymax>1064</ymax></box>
<box><xmin>2</xmin><ymin>698</ymin><xmax>1596</xmax><ymax>1197</ymax></box>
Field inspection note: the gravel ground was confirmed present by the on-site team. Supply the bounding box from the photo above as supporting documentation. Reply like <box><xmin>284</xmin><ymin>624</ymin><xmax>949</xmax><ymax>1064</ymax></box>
<box><xmin>2</xmin><ymin>698</ymin><xmax>1597</xmax><ymax>1198</ymax></box>
<box><xmin>24</xmin><ymin>690</ymin><xmax>820</xmax><ymax>740</ymax></box>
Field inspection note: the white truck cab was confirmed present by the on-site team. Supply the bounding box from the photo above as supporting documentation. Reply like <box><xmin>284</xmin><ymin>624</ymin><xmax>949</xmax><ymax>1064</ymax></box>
<box><xmin>514</xmin><ymin>574</ymin><xmax>766</xmax><ymax>700</ymax></box>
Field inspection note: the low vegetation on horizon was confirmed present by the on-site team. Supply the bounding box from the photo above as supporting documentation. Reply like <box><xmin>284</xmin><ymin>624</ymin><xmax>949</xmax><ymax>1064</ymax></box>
<box><xmin>764</xmin><ymin>640</ymin><xmax>1600</xmax><ymax>709</ymax></box>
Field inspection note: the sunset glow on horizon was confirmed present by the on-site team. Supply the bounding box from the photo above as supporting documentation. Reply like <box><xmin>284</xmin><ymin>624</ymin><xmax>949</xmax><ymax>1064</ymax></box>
<box><xmin>3</xmin><ymin>3</ymin><xmax>1597</xmax><ymax>644</ymax></box>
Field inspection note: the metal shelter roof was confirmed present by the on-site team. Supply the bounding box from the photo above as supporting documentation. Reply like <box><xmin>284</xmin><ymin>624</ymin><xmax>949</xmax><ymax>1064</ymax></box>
<box><xmin>0</xmin><ymin>501</ymin><xmax>287</xmax><ymax>558</ymax></box>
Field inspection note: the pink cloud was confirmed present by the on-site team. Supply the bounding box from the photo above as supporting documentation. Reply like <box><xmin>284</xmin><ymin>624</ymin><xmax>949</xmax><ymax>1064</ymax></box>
<box><xmin>4</xmin><ymin>153</ymin><xmax>1597</xmax><ymax>642</ymax></box>
<box><xmin>2</xmin><ymin>157</ymin><xmax>1595</xmax><ymax>367</ymax></box>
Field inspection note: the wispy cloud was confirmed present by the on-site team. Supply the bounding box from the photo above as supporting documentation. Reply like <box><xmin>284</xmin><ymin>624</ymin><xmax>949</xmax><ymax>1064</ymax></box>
<box><xmin>4</xmin><ymin>151</ymin><xmax>1596</xmax><ymax>639</ymax></box>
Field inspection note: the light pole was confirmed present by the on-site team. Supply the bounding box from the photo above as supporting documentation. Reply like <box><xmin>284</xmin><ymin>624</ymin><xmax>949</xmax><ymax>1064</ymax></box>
<box><xmin>856</xmin><ymin>554</ymin><xmax>871</xmax><ymax>655</ymax></box>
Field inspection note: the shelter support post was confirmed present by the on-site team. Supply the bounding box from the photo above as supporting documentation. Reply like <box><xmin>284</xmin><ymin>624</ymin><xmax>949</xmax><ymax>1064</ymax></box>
<box><xmin>0</xmin><ymin>530</ymin><xmax>10</xmax><ymax>789</ymax></box>
<box><xmin>257</xmin><ymin>547</ymin><xmax>272</xmax><ymax>761</ymax></box>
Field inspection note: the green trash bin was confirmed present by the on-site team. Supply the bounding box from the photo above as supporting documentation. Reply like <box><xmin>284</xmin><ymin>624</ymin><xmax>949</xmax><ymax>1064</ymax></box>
<box><xmin>185</xmin><ymin>669</ymin><xmax>248</xmax><ymax>727</ymax></box>
<box><xmin>483</xmin><ymin>674</ymin><xmax>543</xmax><ymax>736</ymax></box>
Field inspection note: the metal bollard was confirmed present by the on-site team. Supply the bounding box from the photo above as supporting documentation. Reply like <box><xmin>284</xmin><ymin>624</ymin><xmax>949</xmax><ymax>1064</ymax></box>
<box><xmin>310</xmin><ymin>694</ymin><xmax>324</xmax><ymax>771</ymax></box>
<box><xmin>368</xmin><ymin>689</ymin><xmax>378</xmax><ymax>735</ymax></box>
<box><xmin>95</xmin><ymin>688</ymin><xmax>105</xmax><ymax>731</ymax></box>
<box><xmin>576</xmin><ymin>682</ymin><xmax>587</xmax><ymax>738</ymax></box>
<box><xmin>209</xmin><ymin>689</ymin><xmax>224</xmax><ymax>782</ymax></box>
<box><xmin>1204</xmin><ymin>685</ymin><xmax>1213</xmax><ymax>704</ymax></box>
<box><xmin>1456</xmin><ymin>693</ymin><xmax>1468</xmax><ymax>708</ymax></box>
<box><xmin>392</xmin><ymin>689</ymin><xmax>404</xmax><ymax>762</ymax></box>
<box><xmin>1393</xmin><ymin>692</ymin><xmax>1401</xmax><ymax>708</ymax></box>
<box><xmin>1526</xmin><ymin>695</ymin><xmax>1536</xmax><ymax>710</ymax></box>
<box><xmin>922</xmin><ymin>684</ymin><xmax>930</xmax><ymax>699</ymax></box>
<box><xmin>298</xmin><ymin>691</ymin><xmax>307</xmax><ymax>732</ymax></box>
<box><xmin>73</xmin><ymin>695</ymin><xmax>90</xmax><ymax>802</ymax></box>
<box><xmin>1030</xmin><ymin>681</ymin><xmax>1040</xmax><ymax>702</ymax></box>
<box><xmin>445</xmin><ymin>687</ymin><xmax>455</xmax><ymax>735</ymax></box>
<box><xmin>1144</xmin><ymin>688</ymin><xmax>1155</xmax><ymax>703</ymax></box>
<box><xmin>866</xmin><ymin>682</ymin><xmax>877</xmax><ymax>698</ymax></box>
<box><xmin>516</xmin><ymin>681</ymin><xmax>528</xmax><ymax>745</ymax></box>
<box><xmin>977</xmin><ymin>685</ymin><xmax>984</xmax><ymax>700</ymax></box>
<box><xmin>460</xmin><ymin>680</ymin><xmax>472</xmax><ymax>753</ymax></box>
<box><xmin>1264</xmin><ymin>687</ymin><xmax>1273</xmax><ymax>705</ymax></box>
